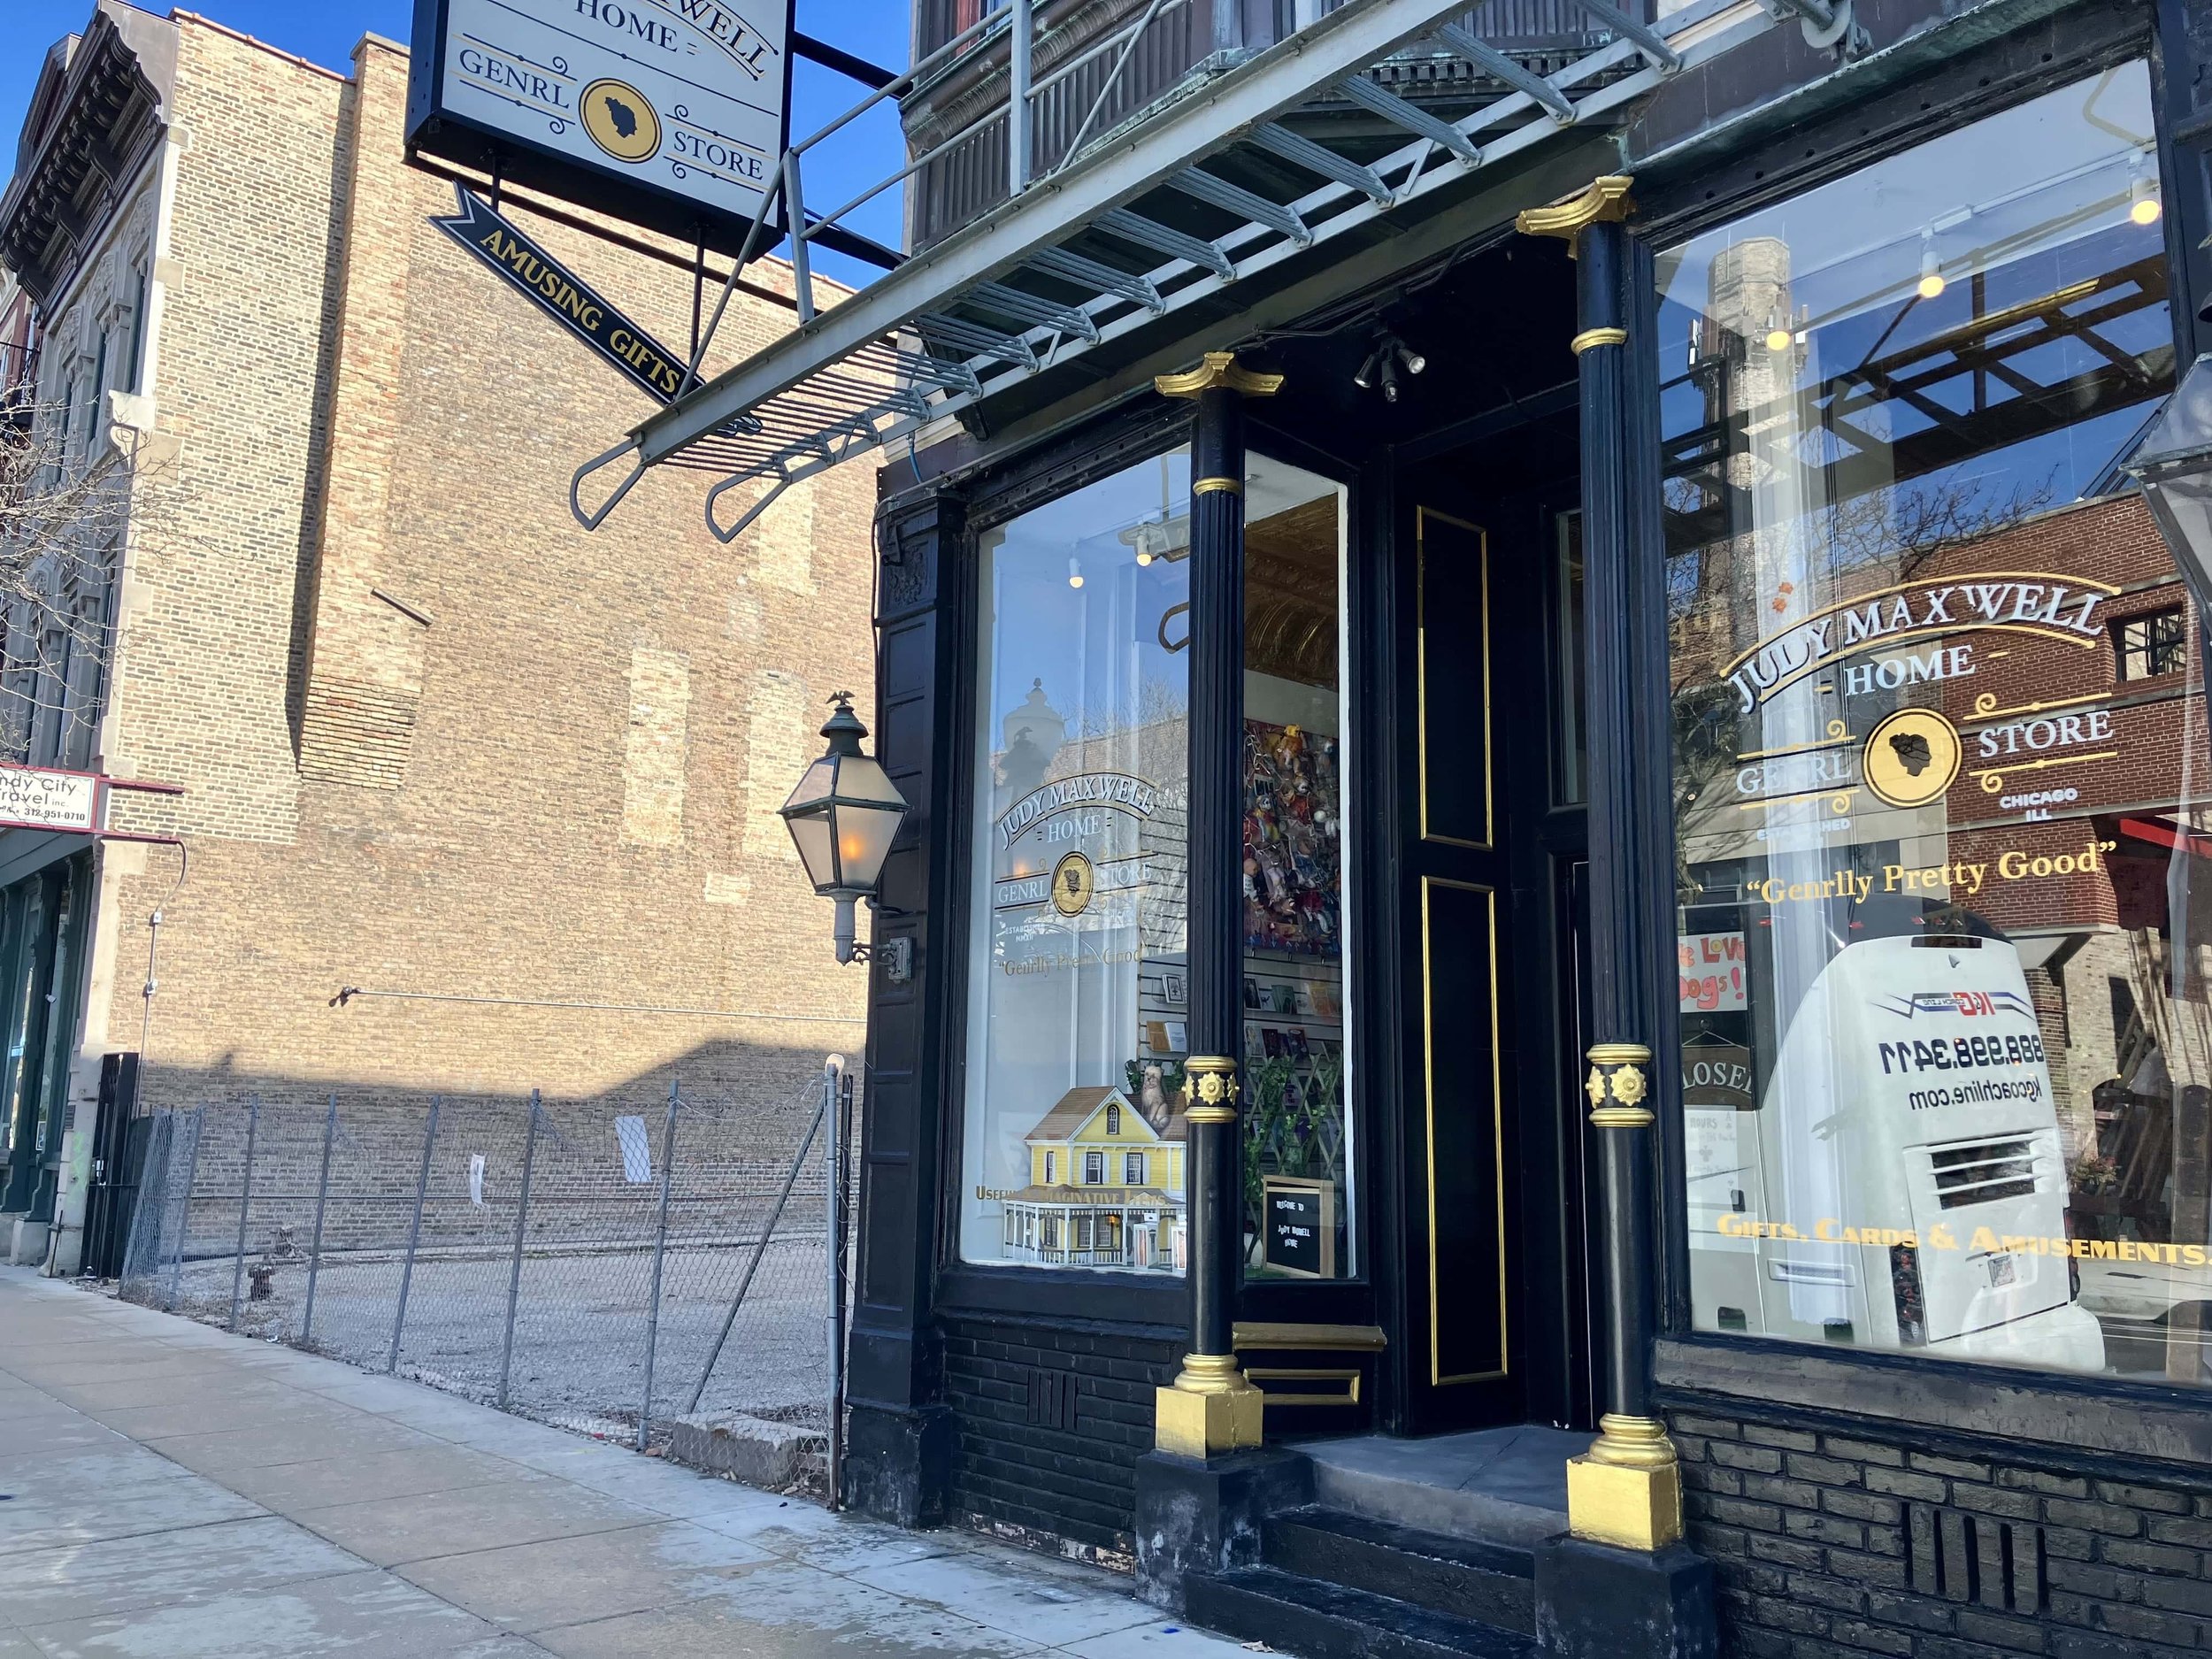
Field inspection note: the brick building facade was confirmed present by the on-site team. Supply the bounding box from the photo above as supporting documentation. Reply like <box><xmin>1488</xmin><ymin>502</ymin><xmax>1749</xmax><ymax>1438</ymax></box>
<box><xmin>0</xmin><ymin>3</ymin><xmax>877</xmax><ymax>1271</ymax></box>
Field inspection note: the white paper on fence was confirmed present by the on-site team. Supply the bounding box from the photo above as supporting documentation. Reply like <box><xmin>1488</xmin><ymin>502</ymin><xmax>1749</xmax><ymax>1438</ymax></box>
<box><xmin>469</xmin><ymin>1153</ymin><xmax>486</xmax><ymax>1207</ymax></box>
<box><xmin>615</xmin><ymin>1115</ymin><xmax>653</xmax><ymax>1184</ymax></box>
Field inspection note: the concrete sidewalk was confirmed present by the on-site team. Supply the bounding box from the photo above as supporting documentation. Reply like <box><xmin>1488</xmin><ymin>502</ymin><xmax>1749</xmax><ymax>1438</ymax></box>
<box><xmin>0</xmin><ymin>1270</ymin><xmax>1244</xmax><ymax>1658</ymax></box>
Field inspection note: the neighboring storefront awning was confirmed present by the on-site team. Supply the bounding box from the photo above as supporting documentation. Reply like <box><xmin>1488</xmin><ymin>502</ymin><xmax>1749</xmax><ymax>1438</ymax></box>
<box><xmin>570</xmin><ymin>0</ymin><xmax>1784</xmax><ymax>542</ymax></box>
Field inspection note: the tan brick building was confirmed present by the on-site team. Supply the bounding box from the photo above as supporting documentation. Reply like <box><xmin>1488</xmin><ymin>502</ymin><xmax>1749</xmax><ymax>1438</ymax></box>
<box><xmin>0</xmin><ymin>3</ymin><xmax>878</xmax><ymax>1271</ymax></box>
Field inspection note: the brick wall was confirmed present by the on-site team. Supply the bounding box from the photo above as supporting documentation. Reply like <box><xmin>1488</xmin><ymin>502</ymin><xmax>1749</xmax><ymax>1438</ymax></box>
<box><xmin>942</xmin><ymin>1312</ymin><xmax>1181</xmax><ymax>1567</ymax></box>
<box><xmin>56</xmin><ymin>15</ymin><xmax>879</xmax><ymax>1166</ymax></box>
<box><xmin>1671</xmin><ymin>1401</ymin><xmax>2212</xmax><ymax>1657</ymax></box>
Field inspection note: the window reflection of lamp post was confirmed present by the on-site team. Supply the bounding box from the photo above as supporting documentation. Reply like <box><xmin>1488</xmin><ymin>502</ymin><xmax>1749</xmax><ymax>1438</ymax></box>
<box><xmin>2123</xmin><ymin>354</ymin><xmax>2212</xmax><ymax>603</ymax></box>
<box><xmin>779</xmin><ymin>692</ymin><xmax>910</xmax><ymax>967</ymax></box>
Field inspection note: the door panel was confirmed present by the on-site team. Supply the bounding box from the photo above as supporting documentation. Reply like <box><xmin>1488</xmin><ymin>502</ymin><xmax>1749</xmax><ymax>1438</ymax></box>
<box><xmin>1422</xmin><ymin>877</ymin><xmax>1506</xmax><ymax>1386</ymax></box>
<box><xmin>1399</xmin><ymin>507</ymin><xmax>1524</xmax><ymax>1431</ymax></box>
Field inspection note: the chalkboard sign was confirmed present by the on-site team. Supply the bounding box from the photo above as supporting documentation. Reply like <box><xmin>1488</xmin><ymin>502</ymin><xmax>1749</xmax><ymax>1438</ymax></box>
<box><xmin>1262</xmin><ymin>1176</ymin><xmax>1338</xmax><ymax>1279</ymax></box>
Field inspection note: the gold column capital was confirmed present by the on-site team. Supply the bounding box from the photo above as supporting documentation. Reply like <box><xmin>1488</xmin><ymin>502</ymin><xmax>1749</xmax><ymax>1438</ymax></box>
<box><xmin>1180</xmin><ymin>1055</ymin><xmax>1241</xmax><ymax>1124</ymax></box>
<box><xmin>1585</xmin><ymin>1042</ymin><xmax>1655</xmax><ymax>1127</ymax></box>
<box><xmin>1567</xmin><ymin>1414</ymin><xmax>1684</xmax><ymax>1550</ymax></box>
<box><xmin>1515</xmin><ymin>174</ymin><xmax>1637</xmax><ymax>243</ymax></box>
<box><xmin>1154</xmin><ymin>351</ymin><xmax>1285</xmax><ymax>400</ymax></box>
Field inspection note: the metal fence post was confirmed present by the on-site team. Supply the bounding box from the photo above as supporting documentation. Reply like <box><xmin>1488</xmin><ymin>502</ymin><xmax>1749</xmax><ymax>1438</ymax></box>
<box><xmin>637</xmin><ymin>1079</ymin><xmax>680</xmax><ymax>1451</ymax></box>
<box><xmin>164</xmin><ymin>1106</ymin><xmax>205</xmax><ymax>1313</ymax></box>
<box><xmin>388</xmin><ymin>1096</ymin><xmax>441</xmax><ymax>1374</ymax></box>
<box><xmin>687</xmin><ymin>1094</ymin><xmax>824</xmax><ymax>1413</ymax></box>
<box><xmin>825</xmin><ymin>1059</ymin><xmax>848</xmax><ymax>1510</ymax></box>
<box><xmin>300</xmin><ymin>1094</ymin><xmax>337</xmax><ymax>1346</ymax></box>
<box><xmin>227</xmin><ymin>1096</ymin><xmax>261</xmax><ymax>1332</ymax></box>
<box><xmin>498</xmin><ymin>1090</ymin><xmax>541</xmax><ymax>1409</ymax></box>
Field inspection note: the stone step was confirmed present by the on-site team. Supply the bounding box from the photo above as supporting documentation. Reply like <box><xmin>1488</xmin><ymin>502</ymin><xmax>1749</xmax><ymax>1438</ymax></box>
<box><xmin>1263</xmin><ymin>1506</ymin><xmax>1535</xmax><ymax>1633</ymax></box>
<box><xmin>1185</xmin><ymin>1565</ymin><xmax>1539</xmax><ymax>1659</ymax></box>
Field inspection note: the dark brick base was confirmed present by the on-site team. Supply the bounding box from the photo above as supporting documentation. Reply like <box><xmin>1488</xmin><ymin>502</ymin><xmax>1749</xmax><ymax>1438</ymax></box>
<box><xmin>941</xmin><ymin>1312</ymin><xmax>1182</xmax><ymax>1566</ymax></box>
<box><xmin>1666</xmin><ymin>1404</ymin><xmax>2212</xmax><ymax>1658</ymax></box>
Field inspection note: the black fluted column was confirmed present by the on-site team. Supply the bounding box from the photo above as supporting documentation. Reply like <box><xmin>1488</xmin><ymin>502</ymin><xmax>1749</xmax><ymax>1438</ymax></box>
<box><xmin>1148</xmin><ymin>352</ymin><xmax>1277</xmax><ymax>1460</ymax></box>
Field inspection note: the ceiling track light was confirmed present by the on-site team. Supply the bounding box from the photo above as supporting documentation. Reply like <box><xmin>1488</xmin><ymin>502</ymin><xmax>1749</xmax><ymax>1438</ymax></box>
<box><xmin>1353</xmin><ymin>331</ymin><xmax>1425</xmax><ymax>399</ymax></box>
<box><xmin>1916</xmin><ymin>233</ymin><xmax>1946</xmax><ymax>302</ymax></box>
<box><xmin>2130</xmin><ymin>153</ymin><xmax>2163</xmax><ymax>227</ymax></box>
<box><xmin>1067</xmin><ymin>557</ymin><xmax>1084</xmax><ymax>589</ymax></box>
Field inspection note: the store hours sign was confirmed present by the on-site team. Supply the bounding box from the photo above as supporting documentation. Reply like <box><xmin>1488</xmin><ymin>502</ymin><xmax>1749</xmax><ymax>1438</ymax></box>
<box><xmin>408</xmin><ymin>0</ymin><xmax>792</xmax><ymax>249</ymax></box>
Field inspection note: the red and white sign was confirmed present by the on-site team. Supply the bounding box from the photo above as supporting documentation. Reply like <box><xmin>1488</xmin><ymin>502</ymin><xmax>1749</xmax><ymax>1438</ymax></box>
<box><xmin>1679</xmin><ymin>931</ymin><xmax>1748</xmax><ymax>1012</ymax></box>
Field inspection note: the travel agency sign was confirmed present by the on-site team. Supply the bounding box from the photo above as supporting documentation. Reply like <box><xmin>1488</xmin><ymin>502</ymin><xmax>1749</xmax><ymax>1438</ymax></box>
<box><xmin>407</xmin><ymin>0</ymin><xmax>793</xmax><ymax>247</ymax></box>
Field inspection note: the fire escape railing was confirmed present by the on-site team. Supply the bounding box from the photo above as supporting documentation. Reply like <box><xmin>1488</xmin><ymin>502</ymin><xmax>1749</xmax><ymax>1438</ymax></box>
<box><xmin>572</xmin><ymin>0</ymin><xmax>1787</xmax><ymax>540</ymax></box>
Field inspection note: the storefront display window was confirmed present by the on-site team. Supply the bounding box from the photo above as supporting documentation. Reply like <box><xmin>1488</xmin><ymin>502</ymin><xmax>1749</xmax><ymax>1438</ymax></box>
<box><xmin>960</xmin><ymin>449</ymin><xmax>1197</xmax><ymax>1272</ymax></box>
<box><xmin>958</xmin><ymin>446</ymin><xmax>1356</xmax><ymax>1277</ymax></box>
<box><xmin>1660</xmin><ymin>63</ymin><xmax>2212</xmax><ymax>1381</ymax></box>
<box><xmin>1241</xmin><ymin>454</ymin><xmax>1353</xmax><ymax>1279</ymax></box>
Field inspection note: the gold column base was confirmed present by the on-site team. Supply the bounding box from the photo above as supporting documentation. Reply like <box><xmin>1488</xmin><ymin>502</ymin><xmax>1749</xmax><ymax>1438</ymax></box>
<box><xmin>1154</xmin><ymin>1353</ymin><xmax>1264</xmax><ymax>1458</ymax></box>
<box><xmin>1566</xmin><ymin>1415</ymin><xmax>1683</xmax><ymax>1551</ymax></box>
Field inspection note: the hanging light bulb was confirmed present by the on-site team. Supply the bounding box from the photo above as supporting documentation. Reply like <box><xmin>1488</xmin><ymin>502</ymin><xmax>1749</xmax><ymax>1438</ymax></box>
<box><xmin>1067</xmin><ymin>557</ymin><xmax>1084</xmax><ymax>589</ymax></box>
<box><xmin>1916</xmin><ymin>234</ymin><xmax>1946</xmax><ymax>302</ymax></box>
<box><xmin>2130</xmin><ymin>157</ymin><xmax>2163</xmax><ymax>227</ymax></box>
<box><xmin>1763</xmin><ymin>311</ymin><xmax>1792</xmax><ymax>353</ymax></box>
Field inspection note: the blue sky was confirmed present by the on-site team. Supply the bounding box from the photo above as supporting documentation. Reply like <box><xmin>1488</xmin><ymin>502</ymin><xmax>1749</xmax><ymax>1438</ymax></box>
<box><xmin>2</xmin><ymin>1</ymin><xmax>909</xmax><ymax>284</ymax></box>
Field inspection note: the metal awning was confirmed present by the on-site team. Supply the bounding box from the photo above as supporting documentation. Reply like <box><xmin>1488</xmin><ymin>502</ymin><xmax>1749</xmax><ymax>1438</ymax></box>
<box><xmin>572</xmin><ymin>0</ymin><xmax>1786</xmax><ymax>540</ymax></box>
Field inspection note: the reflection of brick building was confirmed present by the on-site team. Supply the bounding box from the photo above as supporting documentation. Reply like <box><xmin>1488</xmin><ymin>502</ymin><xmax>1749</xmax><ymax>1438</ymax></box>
<box><xmin>1911</xmin><ymin>495</ymin><xmax>2212</xmax><ymax>1187</ymax></box>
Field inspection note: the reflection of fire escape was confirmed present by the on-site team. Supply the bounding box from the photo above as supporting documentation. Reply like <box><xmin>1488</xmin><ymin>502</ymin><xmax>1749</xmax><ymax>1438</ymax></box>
<box><xmin>1664</xmin><ymin>256</ymin><xmax>2171</xmax><ymax>547</ymax></box>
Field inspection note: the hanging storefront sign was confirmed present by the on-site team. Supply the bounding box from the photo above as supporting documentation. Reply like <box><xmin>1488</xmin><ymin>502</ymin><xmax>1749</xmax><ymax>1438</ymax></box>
<box><xmin>429</xmin><ymin>185</ymin><xmax>690</xmax><ymax>403</ymax></box>
<box><xmin>0</xmin><ymin>764</ymin><xmax>187</xmax><ymax>838</ymax></box>
<box><xmin>407</xmin><ymin>0</ymin><xmax>794</xmax><ymax>249</ymax></box>
<box><xmin>0</xmin><ymin>764</ymin><xmax>98</xmax><ymax>833</ymax></box>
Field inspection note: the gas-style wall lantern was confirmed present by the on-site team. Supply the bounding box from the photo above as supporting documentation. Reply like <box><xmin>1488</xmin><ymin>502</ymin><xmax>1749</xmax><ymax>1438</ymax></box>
<box><xmin>2124</xmin><ymin>353</ymin><xmax>2212</xmax><ymax>603</ymax></box>
<box><xmin>780</xmin><ymin>692</ymin><xmax>910</xmax><ymax>972</ymax></box>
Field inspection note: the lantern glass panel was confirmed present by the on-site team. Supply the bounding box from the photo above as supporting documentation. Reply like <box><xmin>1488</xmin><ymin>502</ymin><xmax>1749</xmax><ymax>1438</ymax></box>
<box><xmin>833</xmin><ymin>797</ymin><xmax>902</xmax><ymax>892</ymax></box>
<box><xmin>786</xmin><ymin>808</ymin><xmax>837</xmax><ymax>892</ymax></box>
<box><xmin>781</xmin><ymin>757</ymin><xmax>838</xmax><ymax>815</ymax></box>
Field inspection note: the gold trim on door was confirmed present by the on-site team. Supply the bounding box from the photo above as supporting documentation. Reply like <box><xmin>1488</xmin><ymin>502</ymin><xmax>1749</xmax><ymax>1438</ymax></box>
<box><xmin>1245</xmin><ymin>1368</ymin><xmax>1363</xmax><ymax>1407</ymax></box>
<box><xmin>1415</xmin><ymin>508</ymin><xmax>1494</xmax><ymax>850</ymax></box>
<box><xmin>1422</xmin><ymin>875</ymin><xmax>1507</xmax><ymax>1386</ymax></box>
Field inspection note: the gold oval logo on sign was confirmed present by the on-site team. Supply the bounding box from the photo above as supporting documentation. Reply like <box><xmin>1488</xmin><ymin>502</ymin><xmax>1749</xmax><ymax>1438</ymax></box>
<box><xmin>580</xmin><ymin>79</ymin><xmax>662</xmax><ymax>164</ymax></box>
<box><xmin>1862</xmin><ymin>706</ymin><xmax>1962</xmax><ymax>810</ymax></box>
<box><xmin>1050</xmin><ymin>851</ymin><xmax>1095</xmax><ymax>917</ymax></box>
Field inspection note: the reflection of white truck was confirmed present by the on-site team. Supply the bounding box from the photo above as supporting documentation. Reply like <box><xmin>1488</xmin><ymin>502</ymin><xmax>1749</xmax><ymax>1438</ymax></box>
<box><xmin>1690</xmin><ymin>932</ymin><xmax>2105</xmax><ymax>1371</ymax></box>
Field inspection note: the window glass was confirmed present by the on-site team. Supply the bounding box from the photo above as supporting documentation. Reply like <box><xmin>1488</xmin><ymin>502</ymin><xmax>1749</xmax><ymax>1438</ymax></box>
<box><xmin>1661</xmin><ymin>64</ymin><xmax>2212</xmax><ymax>1380</ymax></box>
<box><xmin>1242</xmin><ymin>454</ymin><xmax>1355</xmax><ymax>1279</ymax></box>
<box><xmin>960</xmin><ymin>449</ymin><xmax>1194</xmax><ymax>1272</ymax></box>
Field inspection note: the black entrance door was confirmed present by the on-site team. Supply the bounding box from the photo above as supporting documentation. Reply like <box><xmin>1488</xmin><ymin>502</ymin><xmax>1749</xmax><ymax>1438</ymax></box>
<box><xmin>1393</xmin><ymin>503</ymin><xmax>1525</xmax><ymax>1432</ymax></box>
<box><xmin>1382</xmin><ymin>454</ymin><xmax>1593</xmax><ymax>1435</ymax></box>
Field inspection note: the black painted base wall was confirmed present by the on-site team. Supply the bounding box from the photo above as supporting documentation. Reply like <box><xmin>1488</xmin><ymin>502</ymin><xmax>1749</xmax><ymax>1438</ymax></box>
<box><xmin>1667</xmin><ymin>1404</ymin><xmax>2212</xmax><ymax>1658</ymax></box>
<box><xmin>941</xmin><ymin>1312</ymin><xmax>1183</xmax><ymax>1566</ymax></box>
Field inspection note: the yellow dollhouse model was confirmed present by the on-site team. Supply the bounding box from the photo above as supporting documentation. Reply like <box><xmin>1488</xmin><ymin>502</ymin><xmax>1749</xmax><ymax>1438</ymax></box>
<box><xmin>1002</xmin><ymin>1086</ymin><xmax>1187</xmax><ymax>1271</ymax></box>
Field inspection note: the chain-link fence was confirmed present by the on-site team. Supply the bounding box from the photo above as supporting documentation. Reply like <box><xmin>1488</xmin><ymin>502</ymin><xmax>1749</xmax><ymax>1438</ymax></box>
<box><xmin>116</xmin><ymin>1062</ymin><xmax>859</xmax><ymax>1494</ymax></box>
